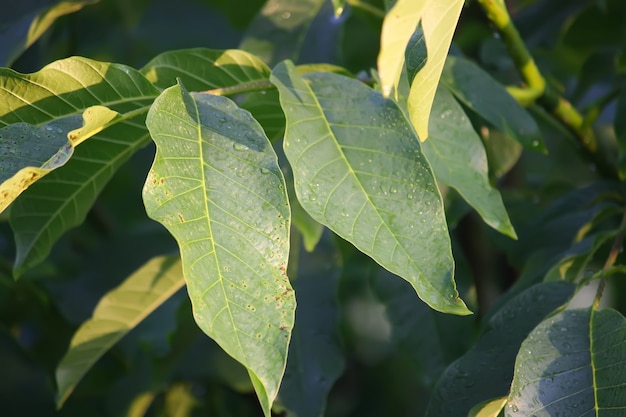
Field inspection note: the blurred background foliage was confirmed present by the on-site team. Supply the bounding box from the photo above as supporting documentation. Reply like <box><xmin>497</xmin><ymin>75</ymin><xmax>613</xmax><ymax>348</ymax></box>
<box><xmin>0</xmin><ymin>0</ymin><xmax>625</xmax><ymax>416</ymax></box>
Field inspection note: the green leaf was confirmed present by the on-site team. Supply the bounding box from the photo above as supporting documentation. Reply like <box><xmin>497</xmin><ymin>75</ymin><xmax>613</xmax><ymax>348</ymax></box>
<box><xmin>614</xmin><ymin>89</ymin><xmax>626</xmax><ymax>180</ymax></box>
<box><xmin>425</xmin><ymin>282</ymin><xmax>575</xmax><ymax>417</ymax></box>
<box><xmin>240</xmin><ymin>90</ymin><xmax>286</xmax><ymax>143</ymax></box>
<box><xmin>239</xmin><ymin>0</ymin><xmax>326</xmax><ymax>66</ymax></box>
<box><xmin>440</xmin><ymin>56</ymin><xmax>545</xmax><ymax>152</ymax></box>
<box><xmin>278</xmin><ymin>234</ymin><xmax>344</xmax><ymax>417</ymax></box>
<box><xmin>378</xmin><ymin>0</ymin><xmax>464</xmax><ymax>138</ymax></box>
<box><xmin>0</xmin><ymin>117</ymin><xmax>80</xmax><ymax>214</ymax></box>
<box><xmin>142</xmin><ymin>82</ymin><xmax>294</xmax><ymax>416</ymax></box>
<box><xmin>0</xmin><ymin>57</ymin><xmax>159</xmax><ymax>276</ymax></box>
<box><xmin>422</xmin><ymin>86</ymin><xmax>516</xmax><ymax>239</ymax></box>
<box><xmin>271</xmin><ymin>60</ymin><xmax>470</xmax><ymax>315</ymax></box>
<box><xmin>468</xmin><ymin>397</ymin><xmax>507</xmax><ymax>417</ymax></box>
<box><xmin>56</xmin><ymin>255</ymin><xmax>185</xmax><ymax>407</ymax></box>
<box><xmin>507</xmin><ymin>308</ymin><xmax>626</xmax><ymax>416</ymax></box>
<box><xmin>140</xmin><ymin>48</ymin><xmax>271</xmax><ymax>91</ymax></box>
<box><xmin>0</xmin><ymin>0</ymin><xmax>98</xmax><ymax>66</ymax></box>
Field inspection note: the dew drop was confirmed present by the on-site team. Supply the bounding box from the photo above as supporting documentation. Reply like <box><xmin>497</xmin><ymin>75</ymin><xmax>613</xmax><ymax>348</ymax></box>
<box><xmin>260</xmin><ymin>167</ymin><xmax>271</xmax><ymax>174</ymax></box>
<box><xmin>233</xmin><ymin>143</ymin><xmax>249</xmax><ymax>151</ymax></box>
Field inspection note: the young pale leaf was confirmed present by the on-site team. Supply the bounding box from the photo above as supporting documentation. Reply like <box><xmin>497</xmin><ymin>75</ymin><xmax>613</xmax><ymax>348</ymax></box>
<box><xmin>426</xmin><ymin>282</ymin><xmax>575</xmax><ymax>417</ymax></box>
<box><xmin>0</xmin><ymin>117</ymin><xmax>80</xmax><ymax>214</ymax></box>
<box><xmin>468</xmin><ymin>397</ymin><xmax>507</xmax><ymax>417</ymax></box>
<box><xmin>378</xmin><ymin>0</ymin><xmax>429</xmax><ymax>97</ymax></box>
<box><xmin>278</xmin><ymin>234</ymin><xmax>344</xmax><ymax>417</ymax></box>
<box><xmin>406</xmin><ymin>0</ymin><xmax>465</xmax><ymax>139</ymax></box>
<box><xmin>507</xmin><ymin>308</ymin><xmax>626</xmax><ymax>416</ymax></box>
<box><xmin>271</xmin><ymin>60</ymin><xmax>469</xmax><ymax>316</ymax></box>
<box><xmin>423</xmin><ymin>86</ymin><xmax>516</xmax><ymax>239</ymax></box>
<box><xmin>140</xmin><ymin>48</ymin><xmax>271</xmax><ymax>91</ymax></box>
<box><xmin>239</xmin><ymin>0</ymin><xmax>326</xmax><ymax>66</ymax></box>
<box><xmin>142</xmin><ymin>82</ymin><xmax>294</xmax><ymax>417</ymax></box>
<box><xmin>56</xmin><ymin>255</ymin><xmax>184</xmax><ymax>408</ymax></box>
<box><xmin>440</xmin><ymin>56</ymin><xmax>545</xmax><ymax>152</ymax></box>
<box><xmin>0</xmin><ymin>57</ymin><xmax>159</xmax><ymax>276</ymax></box>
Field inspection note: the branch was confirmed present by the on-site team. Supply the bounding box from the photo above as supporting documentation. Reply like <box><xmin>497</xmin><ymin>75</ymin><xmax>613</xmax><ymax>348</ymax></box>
<box><xmin>476</xmin><ymin>0</ymin><xmax>617</xmax><ymax>179</ymax></box>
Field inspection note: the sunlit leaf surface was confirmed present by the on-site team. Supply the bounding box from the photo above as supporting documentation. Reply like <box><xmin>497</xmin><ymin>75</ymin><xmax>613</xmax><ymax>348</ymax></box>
<box><xmin>0</xmin><ymin>57</ymin><xmax>159</xmax><ymax>276</ymax></box>
<box><xmin>56</xmin><ymin>255</ymin><xmax>185</xmax><ymax>407</ymax></box>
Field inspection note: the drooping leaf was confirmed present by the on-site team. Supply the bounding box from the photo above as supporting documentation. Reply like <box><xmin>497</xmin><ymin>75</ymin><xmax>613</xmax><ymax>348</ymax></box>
<box><xmin>422</xmin><ymin>86</ymin><xmax>516</xmax><ymax>238</ymax></box>
<box><xmin>614</xmin><ymin>89</ymin><xmax>626</xmax><ymax>180</ymax></box>
<box><xmin>239</xmin><ymin>0</ymin><xmax>326</xmax><ymax>66</ymax></box>
<box><xmin>407</xmin><ymin>0</ymin><xmax>465</xmax><ymax>140</ymax></box>
<box><xmin>56</xmin><ymin>255</ymin><xmax>185</xmax><ymax>407</ymax></box>
<box><xmin>0</xmin><ymin>0</ymin><xmax>98</xmax><ymax>66</ymax></box>
<box><xmin>142</xmin><ymin>82</ymin><xmax>294</xmax><ymax>416</ymax></box>
<box><xmin>0</xmin><ymin>117</ymin><xmax>80</xmax><ymax>214</ymax></box>
<box><xmin>440</xmin><ymin>56</ymin><xmax>545</xmax><ymax>152</ymax></box>
<box><xmin>271</xmin><ymin>60</ymin><xmax>470</xmax><ymax>315</ymax></box>
<box><xmin>425</xmin><ymin>282</ymin><xmax>575</xmax><ymax>417</ymax></box>
<box><xmin>140</xmin><ymin>48</ymin><xmax>271</xmax><ymax>91</ymax></box>
<box><xmin>0</xmin><ymin>57</ymin><xmax>159</xmax><ymax>276</ymax></box>
<box><xmin>278</xmin><ymin>233</ymin><xmax>344</xmax><ymax>417</ymax></box>
<box><xmin>507</xmin><ymin>308</ymin><xmax>626</xmax><ymax>416</ymax></box>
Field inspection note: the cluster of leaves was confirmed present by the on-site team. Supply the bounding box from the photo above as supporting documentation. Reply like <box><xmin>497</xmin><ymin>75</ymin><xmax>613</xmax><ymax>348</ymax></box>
<box><xmin>1</xmin><ymin>0</ymin><xmax>626</xmax><ymax>416</ymax></box>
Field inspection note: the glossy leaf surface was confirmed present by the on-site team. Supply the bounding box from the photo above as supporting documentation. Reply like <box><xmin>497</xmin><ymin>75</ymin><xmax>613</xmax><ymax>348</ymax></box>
<box><xmin>507</xmin><ymin>308</ymin><xmax>626</xmax><ymax>416</ymax></box>
<box><xmin>56</xmin><ymin>255</ymin><xmax>185</xmax><ymax>407</ymax></box>
<box><xmin>271</xmin><ymin>60</ymin><xmax>469</xmax><ymax>315</ymax></box>
<box><xmin>142</xmin><ymin>82</ymin><xmax>294</xmax><ymax>416</ymax></box>
<box><xmin>426</xmin><ymin>282</ymin><xmax>575</xmax><ymax>417</ymax></box>
<box><xmin>423</xmin><ymin>86</ymin><xmax>516</xmax><ymax>238</ymax></box>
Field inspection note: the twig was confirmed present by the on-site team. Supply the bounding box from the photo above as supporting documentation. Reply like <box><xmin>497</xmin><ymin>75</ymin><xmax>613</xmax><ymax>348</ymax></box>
<box><xmin>476</xmin><ymin>0</ymin><xmax>618</xmax><ymax>179</ymax></box>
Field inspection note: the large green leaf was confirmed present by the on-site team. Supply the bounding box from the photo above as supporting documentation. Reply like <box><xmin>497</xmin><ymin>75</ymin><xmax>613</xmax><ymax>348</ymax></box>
<box><xmin>142</xmin><ymin>82</ymin><xmax>294</xmax><ymax>416</ymax></box>
<box><xmin>239</xmin><ymin>0</ymin><xmax>326</xmax><ymax>66</ymax></box>
<box><xmin>56</xmin><ymin>255</ymin><xmax>185</xmax><ymax>407</ymax></box>
<box><xmin>440</xmin><ymin>56</ymin><xmax>544</xmax><ymax>152</ymax></box>
<box><xmin>271</xmin><ymin>60</ymin><xmax>470</xmax><ymax>315</ymax></box>
<box><xmin>422</xmin><ymin>86</ymin><xmax>516</xmax><ymax>238</ymax></box>
<box><xmin>507</xmin><ymin>308</ymin><xmax>626</xmax><ymax>416</ymax></box>
<box><xmin>0</xmin><ymin>57</ymin><xmax>159</xmax><ymax>276</ymax></box>
<box><xmin>425</xmin><ymin>282</ymin><xmax>575</xmax><ymax>417</ymax></box>
<box><xmin>140</xmin><ymin>48</ymin><xmax>271</xmax><ymax>91</ymax></box>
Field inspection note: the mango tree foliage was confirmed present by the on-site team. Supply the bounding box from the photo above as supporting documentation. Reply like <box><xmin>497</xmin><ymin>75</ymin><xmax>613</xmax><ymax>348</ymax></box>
<box><xmin>0</xmin><ymin>1</ymin><xmax>625</xmax><ymax>416</ymax></box>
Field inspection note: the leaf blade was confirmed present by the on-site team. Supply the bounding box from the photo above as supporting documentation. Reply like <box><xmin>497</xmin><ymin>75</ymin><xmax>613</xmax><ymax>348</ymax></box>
<box><xmin>142</xmin><ymin>83</ymin><xmax>294</xmax><ymax>416</ymax></box>
<box><xmin>271</xmin><ymin>60</ymin><xmax>469</xmax><ymax>315</ymax></box>
<box><xmin>423</xmin><ymin>86</ymin><xmax>516</xmax><ymax>238</ymax></box>
<box><xmin>406</xmin><ymin>0</ymin><xmax>465</xmax><ymax>139</ymax></box>
<box><xmin>56</xmin><ymin>255</ymin><xmax>185</xmax><ymax>407</ymax></box>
